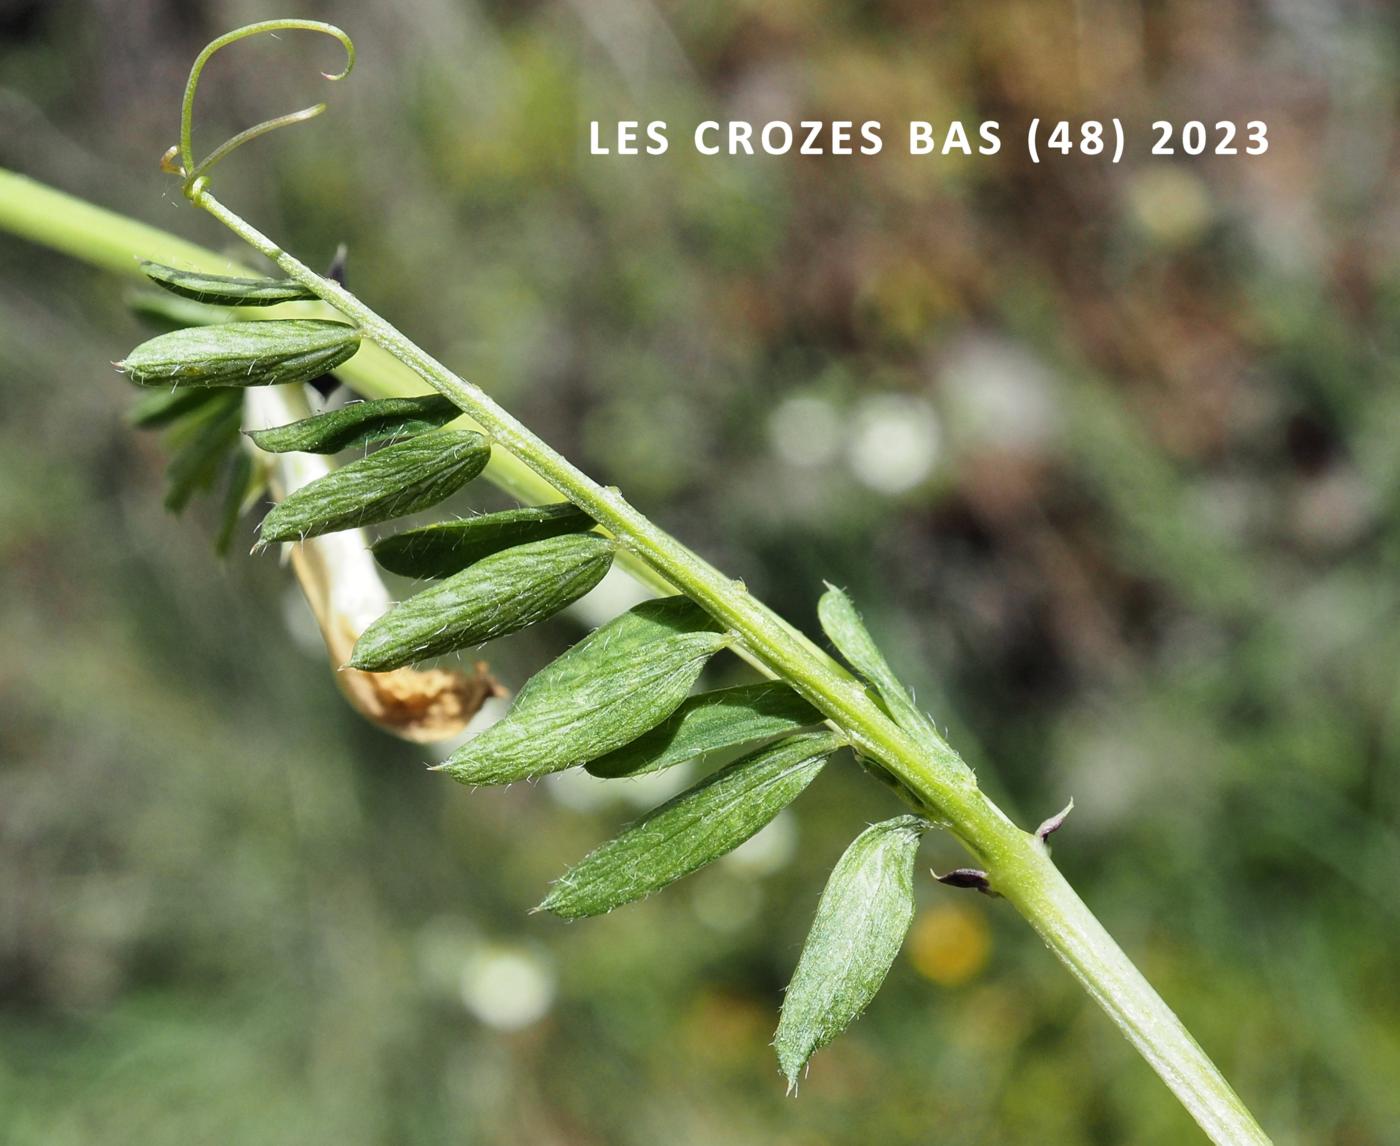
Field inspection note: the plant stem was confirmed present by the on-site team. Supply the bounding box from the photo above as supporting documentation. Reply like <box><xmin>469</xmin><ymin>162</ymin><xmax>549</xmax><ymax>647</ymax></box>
<box><xmin>0</xmin><ymin>167</ymin><xmax>1269</xmax><ymax>1144</ymax></box>
<box><xmin>184</xmin><ymin>182</ymin><xmax>1270</xmax><ymax>1145</ymax></box>
<box><xmin>0</xmin><ymin>169</ymin><xmax>658</xmax><ymax>545</ymax></box>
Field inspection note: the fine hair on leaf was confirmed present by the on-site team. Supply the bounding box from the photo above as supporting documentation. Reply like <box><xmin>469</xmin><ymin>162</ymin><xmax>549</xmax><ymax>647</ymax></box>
<box><xmin>373</xmin><ymin>502</ymin><xmax>597</xmax><ymax>579</ymax></box>
<box><xmin>118</xmin><ymin>319</ymin><xmax>360</xmax><ymax>389</ymax></box>
<box><xmin>140</xmin><ymin>260</ymin><xmax>318</xmax><ymax>306</ymax></box>
<box><xmin>775</xmin><ymin>814</ymin><xmax>930</xmax><ymax>1088</ymax></box>
<box><xmin>586</xmin><ymin>680</ymin><xmax>823</xmax><ymax>778</ymax></box>
<box><xmin>540</xmin><ymin>731</ymin><xmax>844</xmax><ymax>919</ymax></box>
<box><xmin>350</xmin><ymin>533</ymin><xmax>616</xmax><ymax>671</ymax></box>
<box><xmin>817</xmin><ymin>584</ymin><xmax>940</xmax><ymax>742</ymax></box>
<box><xmin>440</xmin><ymin>596</ymin><xmax>729</xmax><ymax>785</ymax></box>
<box><xmin>257</xmin><ymin>428</ymin><xmax>490</xmax><ymax>543</ymax></box>
<box><xmin>248</xmin><ymin>394</ymin><xmax>462</xmax><ymax>454</ymax></box>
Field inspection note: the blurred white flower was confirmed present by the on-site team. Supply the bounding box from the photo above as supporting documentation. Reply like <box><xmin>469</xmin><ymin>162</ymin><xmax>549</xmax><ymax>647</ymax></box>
<box><xmin>768</xmin><ymin>394</ymin><xmax>842</xmax><ymax>469</ymax></box>
<box><xmin>938</xmin><ymin>335</ymin><xmax>1059</xmax><ymax>453</ymax></box>
<box><xmin>1125</xmin><ymin>167</ymin><xmax>1212</xmax><ymax>247</ymax></box>
<box><xmin>460</xmin><ymin>945</ymin><xmax>556</xmax><ymax>1031</ymax></box>
<box><xmin>847</xmin><ymin>394</ymin><xmax>941</xmax><ymax>493</ymax></box>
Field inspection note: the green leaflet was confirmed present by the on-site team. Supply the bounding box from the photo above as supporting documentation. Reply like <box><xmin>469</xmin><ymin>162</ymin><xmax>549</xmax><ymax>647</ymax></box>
<box><xmin>247</xmin><ymin>394</ymin><xmax>462</xmax><ymax>454</ymax></box>
<box><xmin>540</xmin><ymin>731</ymin><xmax>843</xmax><ymax>919</ymax></box>
<box><xmin>351</xmin><ymin>533</ymin><xmax>616</xmax><ymax>671</ymax></box>
<box><xmin>774</xmin><ymin>814</ymin><xmax>930</xmax><ymax>1089</ymax></box>
<box><xmin>117</xmin><ymin>320</ymin><xmax>360</xmax><ymax>389</ymax></box>
<box><xmin>140</xmin><ymin>261</ymin><xmax>318</xmax><ymax>306</ymax></box>
<box><xmin>818</xmin><ymin>585</ymin><xmax>938</xmax><ymax>741</ymax></box>
<box><xmin>373</xmin><ymin>501</ymin><xmax>597</xmax><ymax>579</ymax></box>
<box><xmin>257</xmin><ymin>429</ymin><xmax>489</xmax><ymax>543</ymax></box>
<box><xmin>128</xmin><ymin>386</ymin><xmax>230</xmax><ymax>429</ymax></box>
<box><xmin>586</xmin><ymin>681</ymin><xmax>823</xmax><ymax>779</ymax></box>
<box><xmin>215</xmin><ymin>448</ymin><xmax>261</xmax><ymax>556</ymax></box>
<box><xmin>163</xmin><ymin>391</ymin><xmax>244</xmax><ymax>513</ymax></box>
<box><xmin>440</xmin><ymin>596</ymin><xmax>728</xmax><ymax>785</ymax></box>
<box><xmin>126</xmin><ymin>288</ymin><xmax>232</xmax><ymax>333</ymax></box>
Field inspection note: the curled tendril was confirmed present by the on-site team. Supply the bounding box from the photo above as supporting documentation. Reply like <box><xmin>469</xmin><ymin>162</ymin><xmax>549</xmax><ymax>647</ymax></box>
<box><xmin>173</xmin><ymin>19</ymin><xmax>354</xmax><ymax>192</ymax></box>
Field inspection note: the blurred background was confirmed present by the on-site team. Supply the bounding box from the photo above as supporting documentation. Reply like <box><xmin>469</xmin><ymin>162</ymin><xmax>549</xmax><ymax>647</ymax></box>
<box><xmin>2</xmin><ymin>1</ymin><xmax>1399</xmax><ymax>1142</ymax></box>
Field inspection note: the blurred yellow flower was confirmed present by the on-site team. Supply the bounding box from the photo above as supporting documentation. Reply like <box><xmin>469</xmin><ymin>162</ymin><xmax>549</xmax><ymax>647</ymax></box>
<box><xmin>908</xmin><ymin>902</ymin><xmax>991</xmax><ymax>987</ymax></box>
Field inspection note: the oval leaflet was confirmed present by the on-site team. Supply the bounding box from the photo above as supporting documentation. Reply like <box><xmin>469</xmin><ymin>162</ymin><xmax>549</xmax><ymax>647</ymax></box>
<box><xmin>373</xmin><ymin>502</ymin><xmax>596</xmax><ymax>579</ymax></box>
<box><xmin>351</xmin><ymin>533</ymin><xmax>616</xmax><ymax>671</ymax></box>
<box><xmin>774</xmin><ymin>814</ymin><xmax>931</xmax><ymax>1089</ymax></box>
<box><xmin>140</xmin><ymin>261</ymin><xmax>319</xmax><ymax>306</ymax></box>
<box><xmin>540</xmin><ymin>730</ymin><xmax>844</xmax><ymax>919</ymax></box>
<box><xmin>440</xmin><ymin>596</ymin><xmax>728</xmax><ymax>785</ymax></box>
<box><xmin>248</xmin><ymin>394</ymin><xmax>463</xmax><ymax>454</ymax></box>
<box><xmin>586</xmin><ymin>680</ymin><xmax>822</xmax><ymax>778</ymax></box>
<box><xmin>118</xmin><ymin>319</ymin><xmax>360</xmax><ymax>389</ymax></box>
<box><xmin>818</xmin><ymin>585</ymin><xmax>931</xmax><ymax>735</ymax></box>
<box><xmin>257</xmin><ymin>428</ymin><xmax>490</xmax><ymax>543</ymax></box>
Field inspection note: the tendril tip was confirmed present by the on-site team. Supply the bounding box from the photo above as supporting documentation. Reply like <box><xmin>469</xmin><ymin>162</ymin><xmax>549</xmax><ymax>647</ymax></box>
<box><xmin>174</xmin><ymin>20</ymin><xmax>355</xmax><ymax>192</ymax></box>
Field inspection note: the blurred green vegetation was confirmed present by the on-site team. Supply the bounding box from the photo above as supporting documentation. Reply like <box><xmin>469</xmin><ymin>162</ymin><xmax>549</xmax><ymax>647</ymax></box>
<box><xmin>2</xmin><ymin>1</ymin><xmax>1399</xmax><ymax>1143</ymax></box>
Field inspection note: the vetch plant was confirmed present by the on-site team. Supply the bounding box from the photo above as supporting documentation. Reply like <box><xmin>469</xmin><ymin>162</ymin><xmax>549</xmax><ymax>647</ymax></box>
<box><xmin>0</xmin><ymin>21</ymin><xmax>1273</xmax><ymax>1144</ymax></box>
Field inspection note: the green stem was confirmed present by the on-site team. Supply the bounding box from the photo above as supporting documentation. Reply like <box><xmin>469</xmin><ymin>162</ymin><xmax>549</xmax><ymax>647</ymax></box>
<box><xmin>192</xmin><ymin>183</ymin><xmax>1271</xmax><ymax>1146</ymax></box>
<box><xmin>0</xmin><ymin>170</ymin><xmax>630</xmax><ymax>529</ymax></box>
<box><xmin>178</xmin><ymin>20</ymin><xmax>353</xmax><ymax>181</ymax></box>
<box><xmin>0</xmin><ymin>167</ymin><xmax>1270</xmax><ymax>1144</ymax></box>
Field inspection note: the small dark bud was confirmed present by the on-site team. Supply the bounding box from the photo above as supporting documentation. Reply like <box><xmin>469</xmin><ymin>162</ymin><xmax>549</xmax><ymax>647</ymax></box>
<box><xmin>1036</xmin><ymin>798</ymin><xmax>1075</xmax><ymax>844</ymax></box>
<box><xmin>934</xmin><ymin>867</ymin><xmax>994</xmax><ymax>895</ymax></box>
<box><xmin>310</xmin><ymin>246</ymin><xmax>350</xmax><ymax>397</ymax></box>
<box><xmin>308</xmin><ymin>371</ymin><xmax>341</xmax><ymax>399</ymax></box>
<box><xmin>326</xmin><ymin>243</ymin><xmax>349</xmax><ymax>286</ymax></box>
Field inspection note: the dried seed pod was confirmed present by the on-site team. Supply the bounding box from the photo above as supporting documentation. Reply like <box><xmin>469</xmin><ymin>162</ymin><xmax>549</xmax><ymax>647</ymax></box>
<box><xmin>247</xmin><ymin>394</ymin><xmax>462</xmax><ymax>454</ymax></box>
<box><xmin>372</xmin><ymin>502</ymin><xmax>596</xmax><ymax>579</ymax></box>
<box><xmin>350</xmin><ymin>533</ymin><xmax>616</xmax><ymax>671</ymax></box>
<box><xmin>540</xmin><ymin>731</ymin><xmax>843</xmax><ymax>919</ymax></box>
<box><xmin>586</xmin><ymin>680</ymin><xmax>822</xmax><ymax>778</ymax></box>
<box><xmin>257</xmin><ymin>428</ymin><xmax>489</xmax><ymax>543</ymax></box>
<box><xmin>117</xmin><ymin>319</ymin><xmax>360</xmax><ymax>389</ymax></box>
<box><xmin>141</xmin><ymin>261</ymin><xmax>318</xmax><ymax>306</ymax></box>
<box><xmin>775</xmin><ymin>814</ymin><xmax>930</xmax><ymax>1089</ymax></box>
<box><xmin>440</xmin><ymin>596</ymin><xmax>728</xmax><ymax>785</ymax></box>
